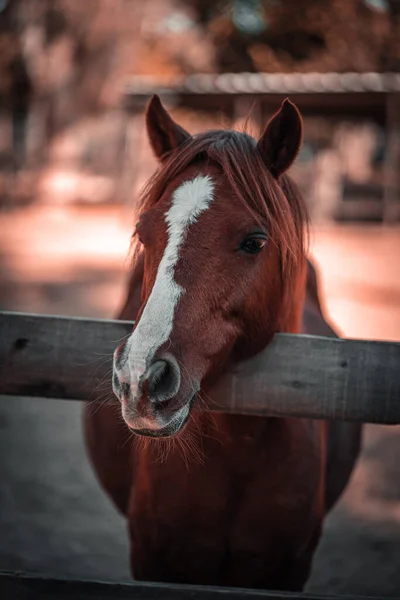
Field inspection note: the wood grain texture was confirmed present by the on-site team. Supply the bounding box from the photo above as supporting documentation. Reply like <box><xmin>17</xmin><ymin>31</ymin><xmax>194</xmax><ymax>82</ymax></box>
<box><xmin>0</xmin><ymin>311</ymin><xmax>399</xmax><ymax>424</ymax></box>
<box><xmin>0</xmin><ymin>571</ymin><xmax>385</xmax><ymax>600</ymax></box>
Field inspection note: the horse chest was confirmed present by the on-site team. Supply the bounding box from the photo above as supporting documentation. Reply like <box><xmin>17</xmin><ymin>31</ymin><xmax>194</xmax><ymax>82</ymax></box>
<box><xmin>128</xmin><ymin>418</ymin><xmax>324</xmax><ymax>585</ymax></box>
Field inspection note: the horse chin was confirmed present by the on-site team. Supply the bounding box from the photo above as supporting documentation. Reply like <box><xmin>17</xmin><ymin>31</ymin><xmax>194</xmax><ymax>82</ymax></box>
<box><xmin>127</xmin><ymin>395</ymin><xmax>195</xmax><ymax>439</ymax></box>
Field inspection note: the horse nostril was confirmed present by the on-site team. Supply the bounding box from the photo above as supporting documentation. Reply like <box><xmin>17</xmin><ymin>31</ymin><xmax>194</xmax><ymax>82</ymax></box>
<box><xmin>144</xmin><ymin>357</ymin><xmax>181</xmax><ymax>403</ymax></box>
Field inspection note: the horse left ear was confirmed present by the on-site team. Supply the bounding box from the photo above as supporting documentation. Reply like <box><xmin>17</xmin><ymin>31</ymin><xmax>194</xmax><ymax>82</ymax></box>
<box><xmin>257</xmin><ymin>98</ymin><xmax>303</xmax><ymax>178</ymax></box>
<box><xmin>146</xmin><ymin>95</ymin><xmax>191</xmax><ymax>161</ymax></box>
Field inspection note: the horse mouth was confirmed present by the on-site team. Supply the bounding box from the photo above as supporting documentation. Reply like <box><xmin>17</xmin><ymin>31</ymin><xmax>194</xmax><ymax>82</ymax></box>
<box><xmin>128</xmin><ymin>395</ymin><xmax>195</xmax><ymax>439</ymax></box>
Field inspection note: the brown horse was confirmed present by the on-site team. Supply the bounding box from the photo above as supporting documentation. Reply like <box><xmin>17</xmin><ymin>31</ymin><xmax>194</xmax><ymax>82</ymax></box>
<box><xmin>84</xmin><ymin>96</ymin><xmax>361</xmax><ymax>591</ymax></box>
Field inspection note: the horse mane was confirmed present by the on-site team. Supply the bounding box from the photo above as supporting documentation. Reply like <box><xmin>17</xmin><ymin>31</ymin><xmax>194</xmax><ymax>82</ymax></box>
<box><xmin>130</xmin><ymin>129</ymin><xmax>309</xmax><ymax>285</ymax></box>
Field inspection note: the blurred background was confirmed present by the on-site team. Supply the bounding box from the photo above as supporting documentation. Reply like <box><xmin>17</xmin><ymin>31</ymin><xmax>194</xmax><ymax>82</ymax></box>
<box><xmin>0</xmin><ymin>0</ymin><xmax>399</xmax><ymax>596</ymax></box>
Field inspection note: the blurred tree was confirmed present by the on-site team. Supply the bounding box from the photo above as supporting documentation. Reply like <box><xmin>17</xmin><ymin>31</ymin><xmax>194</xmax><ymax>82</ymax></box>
<box><xmin>185</xmin><ymin>0</ymin><xmax>400</xmax><ymax>72</ymax></box>
<box><xmin>0</xmin><ymin>0</ymin><xmax>32</xmax><ymax>166</ymax></box>
<box><xmin>2</xmin><ymin>0</ymin><xmax>399</xmax><ymax>171</ymax></box>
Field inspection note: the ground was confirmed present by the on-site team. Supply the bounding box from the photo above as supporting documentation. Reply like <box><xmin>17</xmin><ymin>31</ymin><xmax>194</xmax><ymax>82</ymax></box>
<box><xmin>0</xmin><ymin>204</ymin><xmax>399</xmax><ymax>596</ymax></box>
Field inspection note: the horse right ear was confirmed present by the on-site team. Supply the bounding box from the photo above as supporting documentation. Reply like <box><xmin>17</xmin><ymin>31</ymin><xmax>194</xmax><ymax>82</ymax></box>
<box><xmin>146</xmin><ymin>95</ymin><xmax>191</xmax><ymax>161</ymax></box>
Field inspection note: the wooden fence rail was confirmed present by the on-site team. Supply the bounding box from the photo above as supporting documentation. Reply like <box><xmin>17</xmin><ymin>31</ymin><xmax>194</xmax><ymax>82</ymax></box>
<box><xmin>1</xmin><ymin>311</ymin><xmax>399</xmax><ymax>424</ymax></box>
<box><xmin>0</xmin><ymin>571</ymin><xmax>385</xmax><ymax>600</ymax></box>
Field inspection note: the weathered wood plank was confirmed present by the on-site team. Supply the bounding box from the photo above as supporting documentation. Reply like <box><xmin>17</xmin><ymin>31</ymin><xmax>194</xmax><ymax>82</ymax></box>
<box><xmin>0</xmin><ymin>571</ymin><xmax>385</xmax><ymax>600</ymax></box>
<box><xmin>0</xmin><ymin>311</ymin><xmax>128</xmax><ymax>403</ymax></box>
<box><xmin>0</xmin><ymin>311</ymin><xmax>399</xmax><ymax>424</ymax></box>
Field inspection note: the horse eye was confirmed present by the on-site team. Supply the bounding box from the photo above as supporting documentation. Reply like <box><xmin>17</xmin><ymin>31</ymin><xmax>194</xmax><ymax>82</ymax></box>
<box><xmin>239</xmin><ymin>237</ymin><xmax>267</xmax><ymax>255</ymax></box>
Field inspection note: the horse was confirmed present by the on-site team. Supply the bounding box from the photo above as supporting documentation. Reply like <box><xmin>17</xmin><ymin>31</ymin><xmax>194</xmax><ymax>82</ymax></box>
<box><xmin>84</xmin><ymin>95</ymin><xmax>361</xmax><ymax>591</ymax></box>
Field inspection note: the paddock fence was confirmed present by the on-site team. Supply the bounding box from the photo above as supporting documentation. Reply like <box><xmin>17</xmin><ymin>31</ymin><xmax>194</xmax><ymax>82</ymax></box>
<box><xmin>0</xmin><ymin>311</ymin><xmax>399</xmax><ymax>424</ymax></box>
<box><xmin>0</xmin><ymin>571</ymin><xmax>389</xmax><ymax>600</ymax></box>
<box><xmin>1</xmin><ymin>310</ymin><xmax>400</xmax><ymax>600</ymax></box>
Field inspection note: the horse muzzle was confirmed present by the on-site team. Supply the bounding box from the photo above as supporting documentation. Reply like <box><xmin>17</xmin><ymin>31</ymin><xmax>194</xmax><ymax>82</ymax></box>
<box><xmin>113</xmin><ymin>352</ymin><xmax>198</xmax><ymax>438</ymax></box>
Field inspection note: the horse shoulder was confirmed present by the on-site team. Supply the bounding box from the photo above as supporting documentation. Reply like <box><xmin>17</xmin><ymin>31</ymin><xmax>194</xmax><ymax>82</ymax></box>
<box><xmin>83</xmin><ymin>403</ymin><xmax>135</xmax><ymax>516</ymax></box>
<box><xmin>302</xmin><ymin>259</ymin><xmax>362</xmax><ymax>512</ymax></box>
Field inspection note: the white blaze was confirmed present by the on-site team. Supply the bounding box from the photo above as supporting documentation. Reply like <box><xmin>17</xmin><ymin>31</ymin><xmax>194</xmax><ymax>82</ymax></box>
<box><xmin>126</xmin><ymin>175</ymin><xmax>215</xmax><ymax>398</ymax></box>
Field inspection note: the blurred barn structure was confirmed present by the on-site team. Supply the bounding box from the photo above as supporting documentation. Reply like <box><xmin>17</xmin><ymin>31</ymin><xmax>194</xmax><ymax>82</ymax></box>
<box><xmin>1</xmin><ymin>0</ymin><xmax>400</xmax><ymax>222</ymax></box>
<box><xmin>122</xmin><ymin>72</ymin><xmax>400</xmax><ymax>223</ymax></box>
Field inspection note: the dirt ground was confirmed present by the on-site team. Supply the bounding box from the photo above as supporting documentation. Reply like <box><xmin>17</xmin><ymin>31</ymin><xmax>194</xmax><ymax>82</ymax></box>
<box><xmin>0</xmin><ymin>204</ymin><xmax>399</xmax><ymax>596</ymax></box>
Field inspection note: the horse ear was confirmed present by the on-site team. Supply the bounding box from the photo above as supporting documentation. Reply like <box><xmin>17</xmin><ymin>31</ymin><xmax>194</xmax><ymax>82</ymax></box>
<box><xmin>146</xmin><ymin>95</ymin><xmax>191</xmax><ymax>161</ymax></box>
<box><xmin>257</xmin><ymin>98</ymin><xmax>303</xmax><ymax>178</ymax></box>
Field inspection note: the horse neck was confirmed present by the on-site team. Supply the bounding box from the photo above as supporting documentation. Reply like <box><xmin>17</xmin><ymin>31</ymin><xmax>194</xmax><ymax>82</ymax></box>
<box><xmin>279</xmin><ymin>255</ymin><xmax>307</xmax><ymax>334</ymax></box>
<box><xmin>208</xmin><ymin>256</ymin><xmax>308</xmax><ymax>441</ymax></box>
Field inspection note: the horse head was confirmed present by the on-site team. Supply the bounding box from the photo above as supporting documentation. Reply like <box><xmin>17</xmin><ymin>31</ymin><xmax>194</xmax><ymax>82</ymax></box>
<box><xmin>113</xmin><ymin>95</ymin><xmax>308</xmax><ymax>437</ymax></box>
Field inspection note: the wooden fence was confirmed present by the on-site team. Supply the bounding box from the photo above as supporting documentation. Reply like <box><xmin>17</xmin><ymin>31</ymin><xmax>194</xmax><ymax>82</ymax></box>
<box><xmin>0</xmin><ymin>571</ymin><xmax>385</xmax><ymax>600</ymax></box>
<box><xmin>1</xmin><ymin>309</ymin><xmax>400</xmax><ymax>600</ymax></box>
<box><xmin>0</xmin><ymin>311</ymin><xmax>399</xmax><ymax>423</ymax></box>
